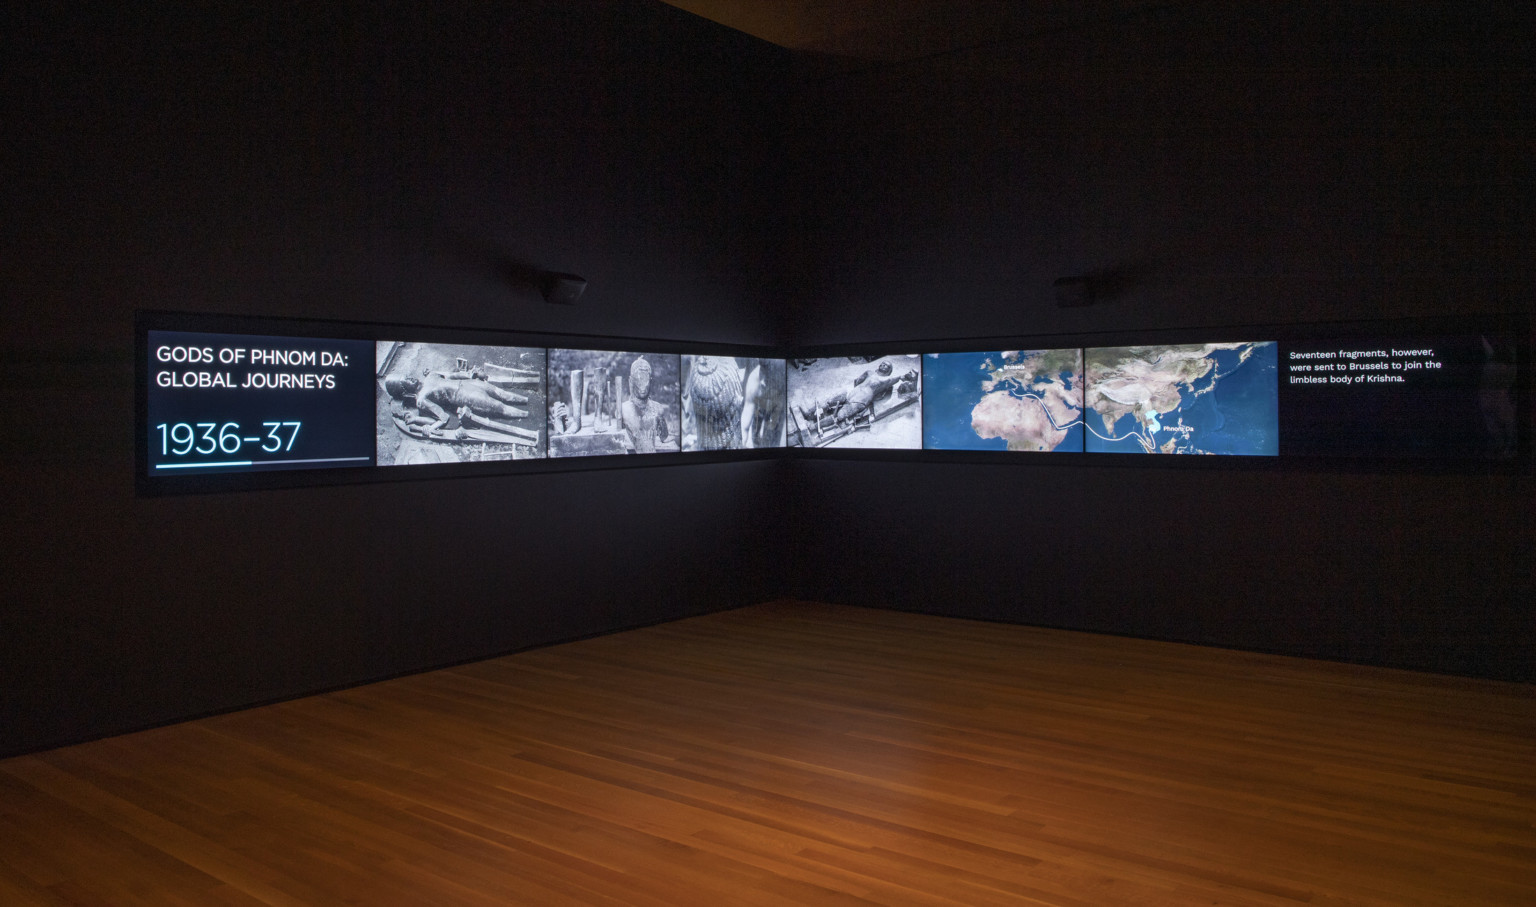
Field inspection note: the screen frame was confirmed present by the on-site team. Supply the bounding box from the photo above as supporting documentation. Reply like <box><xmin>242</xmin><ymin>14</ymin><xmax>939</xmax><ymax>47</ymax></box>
<box><xmin>138</xmin><ymin>310</ymin><xmax>1531</xmax><ymax>495</ymax></box>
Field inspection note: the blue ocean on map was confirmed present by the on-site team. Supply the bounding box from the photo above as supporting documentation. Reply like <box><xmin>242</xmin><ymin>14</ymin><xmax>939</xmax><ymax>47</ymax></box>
<box><xmin>922</xmin><ymin>352</ymin><xmax>1084</xmax><ymax>451</ymax></box>
<box><xmin>1087</xmin><ymin>342</ymin><xmax>1279</xmax><ymax>455</ymax></box>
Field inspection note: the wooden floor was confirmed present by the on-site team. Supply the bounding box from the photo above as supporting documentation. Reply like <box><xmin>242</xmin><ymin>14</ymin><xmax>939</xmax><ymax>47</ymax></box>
<box><xmin>2</xmin><ymin>602</ymin><xmax>1533</xmax><ymax>906</ymax></box>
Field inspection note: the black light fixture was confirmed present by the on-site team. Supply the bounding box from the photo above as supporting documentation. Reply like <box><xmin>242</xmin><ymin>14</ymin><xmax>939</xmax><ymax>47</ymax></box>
<box><xmin>541</xmin><ymin>272</ymin><xmax>587</xmax><ymax>305</ymax></box>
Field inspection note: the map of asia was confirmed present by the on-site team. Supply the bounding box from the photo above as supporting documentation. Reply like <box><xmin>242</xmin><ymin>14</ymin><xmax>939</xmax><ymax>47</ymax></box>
<box><xmin>1083</xmin><ymin>342</ymin><xmax>1279</xmax><ymax>455</ymax></box>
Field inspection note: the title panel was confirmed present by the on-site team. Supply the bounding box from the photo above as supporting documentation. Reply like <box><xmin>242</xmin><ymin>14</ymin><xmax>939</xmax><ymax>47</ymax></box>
<box><xmin>146</xmin><ymin>330</ymin><xmax>376</xmax><ymax>474</ymax></box>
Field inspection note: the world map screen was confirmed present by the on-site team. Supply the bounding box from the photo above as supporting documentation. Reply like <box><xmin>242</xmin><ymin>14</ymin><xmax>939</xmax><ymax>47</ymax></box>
<box><xmin>923</xmin><ymin>349</ymin><xmax>1084</xmax><ymax>452</ymax></box>
<box><xmin>1082</xmin><ymin>342</ymin><xmax>1280</xmax><ymax>456</ymax></box>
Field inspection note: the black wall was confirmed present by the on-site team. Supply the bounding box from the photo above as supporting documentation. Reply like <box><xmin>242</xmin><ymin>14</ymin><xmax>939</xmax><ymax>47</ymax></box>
<box><xmin>3</xmin><ymin>1</ymin><xmax>1532</xmax><ymax>758</ymax></box>
<box><xmin>1</xmin><ymin>1</ymin><xmax>796</xmax><ymax>756</ymax></box>
<box><xmin>786</xmin><ymin>1</ymin><xmax>1534</xmax><ymax>680</ymax></box>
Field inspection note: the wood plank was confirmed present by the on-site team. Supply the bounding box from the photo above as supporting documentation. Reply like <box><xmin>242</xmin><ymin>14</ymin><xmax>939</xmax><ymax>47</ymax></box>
<box><xmin>2</xmin><ymin>601</ymin><xmax>1533</xmax><ymax>905</ymax></box>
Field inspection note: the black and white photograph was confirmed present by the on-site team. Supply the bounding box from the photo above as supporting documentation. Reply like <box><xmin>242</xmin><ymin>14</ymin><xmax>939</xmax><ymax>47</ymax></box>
<box><xmin>681</xmin><ymin>356</ymin><xmax>788</xmax><ymax>451</ymax></box>
<box><xmin>547</xmin><ymin>349</ymin><xmax>681</xmax><ymax>457</ymax></box>
<box><xmin>375</xmin><ymin>341</ymin><xmax>547</xmax><ymax>465</ymax></box>
<box><xmin>787</xmin><ymin>354</ymin><xmax>923</xmax><ymax>449</ymax></box>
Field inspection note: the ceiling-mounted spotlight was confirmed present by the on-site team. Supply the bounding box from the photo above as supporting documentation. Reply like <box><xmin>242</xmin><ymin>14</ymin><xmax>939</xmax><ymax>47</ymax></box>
<box><xmin>1053</xmin><ymin>275</ymin><xmax>1093</xmax><ymax>308</ymax></box>
<box><xmin>541</xmin><ymin>272</ymin><xmax>587</xmax><ymax>305</ymax></box>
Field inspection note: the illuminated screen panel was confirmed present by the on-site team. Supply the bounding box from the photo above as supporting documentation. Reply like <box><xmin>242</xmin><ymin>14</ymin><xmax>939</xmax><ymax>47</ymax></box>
<box><xmin>376</xmin><ymin>341</ymin><xmax>547</xmax><ymax>464</ymax></box>
<box><xmin>923</xmin><ymin>349</ymin><xmax>1084</xmax><ymax>452</ymax></box>
<box><xmin>681</xmin><ymin>356</ymin><xmax>788</xmax><ymax>451</ymax></box>
<box><xmin>1279</xmin><ymin>332</ymin><xmax>1520</xmax><ymax>460</ymax></box>
<box><xmin>787</xmin><ymin>354</ymin><xmax>922</xmax><ymax>449</ymax></box>
<box><xmin>1083</xmin><ymin>342</ymin><xmax>1279</xmax><ymax>455</ymax></box>
<box><xmin>547</xmin><ymin>350</ymin><xmax>681</xmax><ymax>457</ymax></box>
<box><xmin>145</xmin><ymin>330</ymin><xmax>376</xmax><ymax>474</ymax></box>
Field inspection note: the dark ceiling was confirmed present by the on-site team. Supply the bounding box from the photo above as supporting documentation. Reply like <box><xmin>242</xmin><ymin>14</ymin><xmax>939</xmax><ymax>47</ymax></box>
<box><xmin>660</xmin><ymin>0</ymin><xmax>1160</xmax><ymax>61</ymax></box>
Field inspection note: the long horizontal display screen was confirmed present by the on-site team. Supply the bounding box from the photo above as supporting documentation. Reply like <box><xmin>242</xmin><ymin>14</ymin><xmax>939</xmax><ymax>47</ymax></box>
<box><xmin>139</xmin><ymin>315</ymin><xmax>1526</xmax><ymax>492</ymax></box>
<box><xmin>146</xmin><ymin>330</ymin><xmax>377</xmax><ymax>474</ymax></box>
